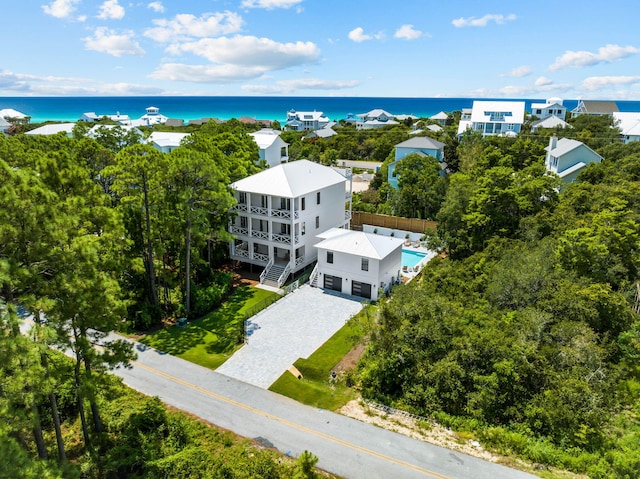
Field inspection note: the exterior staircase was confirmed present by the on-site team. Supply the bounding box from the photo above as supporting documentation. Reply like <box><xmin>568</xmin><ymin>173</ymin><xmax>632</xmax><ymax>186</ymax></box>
<box><xmin>262</xmin><ymin>263</ymin><xmax>287</xmax><ymax>288</ymax></box>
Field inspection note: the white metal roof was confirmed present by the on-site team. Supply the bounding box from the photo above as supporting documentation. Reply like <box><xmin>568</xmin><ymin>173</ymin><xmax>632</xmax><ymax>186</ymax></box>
<box><xmin>25</xmin><ymin>123</ymin><xmax>76</xmax><ymax>135</ymax></box>
<box><xmin>613</xmin><ymin>112</ymin><xmax>640</xmax><ymax>135</ymax></box>
<box><xmin>315</xmin><ymin>228</ymin><xmax>404</xmax><ymax>260</ymax></box>
<box><xmin>250</xmin><ymin>129</ymin><xmax>286</xmax><ymax>149</ymax></box>
<box><xmin>430</xmin><ymin>111</ymin><xmax>449</xmax><ymax>120</ymax></box>
<box><xmin>147</xmin><ymin>131</ymin><xmax>189</xmax><ymax>148</ymax></box>
<box><xmin>470</xmin><ymin>100</ymin><xmax>525</xmax><ymax>124</ymax></box>
<box><xmin>0</xmin><ymin>108</ymin><xmax>28</xmax><ymax>119</ymax></box>
<box><xmin>231</xmin><ymin>159</ymin><xmax>346</xmax><ymax>198</ymax></box>
<box><xmin>532</xmin><ymin>115</ymin><xmax>571</xmax><ymax>130</ymax></box>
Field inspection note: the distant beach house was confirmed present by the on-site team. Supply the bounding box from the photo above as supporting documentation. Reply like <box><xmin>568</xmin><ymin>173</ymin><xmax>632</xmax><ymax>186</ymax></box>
<box><xmin>0</xmin><ymin>117</ymin><xmax>11</xmax><ymax>134</ymax></box>
<box><xmin>133</xmin><ymin>106</ymin><xmax>168</xmax><ymax>126</ymax></box>
<box><xmin>228</xmin><ymin>160</ymin><xmax>353</xmax><ymax>287</ymax></box>
<box><xmin>457</xmin><ymin>100</ymin><xmax>525</xmax><ymax>138</ymax></box>
<box><xmin>571</xmin><ymin>100</ymin><xmax>619</xmax><ymax>117</ymax></box>
<box><xmin>249</xmin><ymin>128</ymin><xmax>289</xmax><ymax>168</ymax></box>
<box><xmin>613</xmin><ymin>112</ymin><xmax>640</xmax><ymax>143</ymax></box>
<box><xmin>313</xmin><ymin>228</ymin><xmax>403</xmax><ymax>301</ymax></box>
<box><xmin>530</xmin><ymin>98</ymin><xmax>567</xmax><ymax>120</ymax></box>
<box><xmin>430</xmin><ymin>111</ymin><xmax>449</xmax><ymax>126</ymax></box>
<box><xmin>356</xmin><ymin>109</ymin><xmax>399</xmax><ymax>130</ymax></box>
<box><xmin>531</xmin><ymin>115</ymin><xmax>572</xmax><ymax>132</ymax></box>
<box><xmin>545</xmin><ymin>136</ymin><xmax>603</xmax><ymax>183</ymax></box>
<box><xmin>285</xmin><ymin>109</ymin><xmax>330</xmax><ymax>131</ymax></box>
<box><xmin>146</xmin><ymin>131</ymin><xmax>190</xmax><ymax>153</ymax></box>
<box><xmin>0</xmin><ymin>108</ymin><xmax>30</xmax><ymax>124</ymax></box>
<box><xmin>25</xmin><ymin>123</ymin><xmax>76</xmax><ymax>137</ymax></box>
<box><xmin>388</xmin><ymin>137</ymin><xmax>446</xmax><ymax>189</ymax></box>
<box><xmin>79</xmin><ymin>112</ymin><xmax>100</xmax><ymax>122</ymax></box>
<box><xmin>304</xmin><ymin>127</ymin><xmax>337</xmax><ymax>140</ymax></box>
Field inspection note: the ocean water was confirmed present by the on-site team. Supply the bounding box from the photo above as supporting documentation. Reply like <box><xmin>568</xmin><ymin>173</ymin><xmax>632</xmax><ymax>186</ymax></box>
<box><xmin>2</xmin><ymin>96</ymin><xmax>640</xmax><ymax>124</ymax></box>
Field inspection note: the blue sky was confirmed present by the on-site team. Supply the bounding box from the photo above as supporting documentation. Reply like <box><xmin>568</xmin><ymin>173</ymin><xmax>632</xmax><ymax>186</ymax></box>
<box><xmin>2</xmin><ymin>0</ymin><xmax>640</xmax><ymax>99</ymax></box>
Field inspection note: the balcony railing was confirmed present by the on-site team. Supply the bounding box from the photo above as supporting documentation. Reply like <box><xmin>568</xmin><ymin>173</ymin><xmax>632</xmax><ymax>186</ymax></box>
<box><xmin>250</xmin><ymin>205</ymin><xmax>269</xmax><ymax>215</ymax></box>
<box><xmin>251</xmin><ymin>230</ymin><xmax>269</xmax><ymax>240</ymax></box>
<box><xmin>295</xmin><ymin>256</ymin><xmax>304</xmax><ymax>266</ymax></box>
<box><xmin>254</xmin><ymin>252</ymin><xmax>269</xmax><ymax>263</ymax></box>
<box><xmin>272</xmin><ymin>233</ymin><xmax>292</xmax><ymax>244</ymax></box>
<box><xmin>271</xmin><ymin>209</ymin><xmax>291</xmax><ymax>219</ymax></box>
<box><xmin>234</xmin><ymin>203</ymin><xmax>248</xmax><ymax>212</ymax></box>
<box><xmin>234</xmin><ymin>248</ymin><xmax>250</xmax><ymax>259</ymax></box>
<box><xmin>345</xmin><ymin>210</ymin><xmax>352</xmax><ymax>220</ymax></box>
<box><xmin>230</xmin><ymin>226</ymin><xmax>248</xmax><ymax>236</ymax></box>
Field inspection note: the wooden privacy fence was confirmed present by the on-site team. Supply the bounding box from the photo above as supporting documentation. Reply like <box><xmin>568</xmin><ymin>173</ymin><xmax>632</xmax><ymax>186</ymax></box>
<box><xmin>351</xmin><ymin>211</ymin><xmax>436</xmax><ymax>234</ymax></box>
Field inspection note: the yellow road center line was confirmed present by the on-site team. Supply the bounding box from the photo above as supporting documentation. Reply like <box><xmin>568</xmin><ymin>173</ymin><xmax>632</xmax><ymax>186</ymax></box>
<box><xmin>133</xmin><ymin>360</ymin><xmax>452</xmax><ymax>479</ymax></box>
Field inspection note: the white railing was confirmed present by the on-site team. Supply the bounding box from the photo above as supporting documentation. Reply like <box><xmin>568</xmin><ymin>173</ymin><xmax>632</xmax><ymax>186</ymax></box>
<box><xmin>260</xmin><ymin>258</ymin><xmax>274</xmax><ymax>283</ymax></box>
<box><xmin>271</xmin><ymin>233</ymin><xmax>291</xmax><ymax>244</ymax></box>
<box><xmin>230</xmin><ymin>226</ymin><xmax>248</xmax><ymax>236</ymax></box>
<box><xmin>271</xmin><ymin>209</ymin><xmax>291</xmax><ymax>219</ymax></box>
<box><xmin>234</xmin><ymin>249</ymin><xmax>250</xmax><ymax>259</ymax></box>
<box><xmin>295</xmin><ymin>255</ymin><xmax>304</xmax><ymax>266</ymax></box>
<box><xmin>250</xmin><ymin>206</ymin><xmax>269</xmax><ymax>216</ymax></box>
<box><xmin>277</xmin><ymin>262</ymin><xmax>291</xmax><ymax>288</ymax></box>
<box><xmin>345</xmin><ymin>210</ymin><xmax>352</xmax><ymax>220</ymax></box>
<box><xmin>252</xmin><ymin>230</ymin><xmax>269</xmax><ymax>240</ymax></box>
<box><xmin>294</xmin><ymin>211</ymin><xmax>299</xmax><ymax>219</ymax></box>
<box><xmin>234</xmin><ymin>203</ymin><xmax>248</xmax><ymax>212</ymax></box>
<box><xmin>308</xmin><ymin>263</ymin><xmax>319</xmax><ymax>286</ymax></box>
<box><xmin>254</xmin><ymin>252</ymin><xmax>269</xmax><ymax>263</ymax></box>
<box><xmin>294</xmin><ymin>234</ymin><xmax>300</xmax><ymax>244</ymax></box>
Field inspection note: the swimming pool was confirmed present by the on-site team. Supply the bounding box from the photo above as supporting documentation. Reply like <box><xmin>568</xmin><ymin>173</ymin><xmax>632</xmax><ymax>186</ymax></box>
<box><xmin>402</xmin><ymin>249</ymin><xmax>426</xmax><ymax>268</ymax></box>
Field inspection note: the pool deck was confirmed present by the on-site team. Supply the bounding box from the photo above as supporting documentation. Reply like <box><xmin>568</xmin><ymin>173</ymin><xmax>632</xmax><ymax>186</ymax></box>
<box><xmin>401</xmin><ymin>245</ymin><xmax>437</xmax><ymax>279</ymax></box>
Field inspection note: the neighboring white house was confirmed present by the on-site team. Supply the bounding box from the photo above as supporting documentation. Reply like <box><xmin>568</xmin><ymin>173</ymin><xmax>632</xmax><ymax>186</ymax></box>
<box><xmin>613</xmin><ymin>112</ymin><xmax>640</xmax><ymax>143</ymax></box>
<box><xmin>531</xmin><ymin>98</ymin><xmax>567</xmax><ymax>120</ymax></box>
<box><xmin>304</xmin><ymin>127</ymin><xmax>337</xmax><ymax>140</ymax></box>
<box><xmin>313</xmin><ymin>228</ymin><xmax>403</xmax><ymax>301</ymax></box>
<box><xmin>388</xmin><ymin>137</ymin><xmax>446</xmax><ymax>189</ymax></box>
<box><xmin>0</xmin><ymin>117</ymin><xmax>11</xmax><ymax>134</ymax></box>
<box><xmin>25</xmin><ymin>123</ymin><xmax>76</xmax><ymax>137</ymax></box>
<box><xmin>249</xmin><ymin>128</ymin><xmax>289</xmax><ymax>167</ymax></box>
<box><xmin>228</xmin><ymin>160</ymin><xmax>353</xmax><ymax>287</ymax></box>
<box><xmin>146</xmin><ymin>131</ymin><xmax>190</xmax><ymax>153</ymax></box>
<box><xmin>134</xmin><ymin>106</ymin><xmax>169</xmax><ymax>126</ymax></box>
<box><xmin>0</xmin><ymin>108</ymin><xmax>30</xmax><ymax>123</ymax></box>
<box><xmin>531</xmin><ymin>115</ymin><xmax>572</xmax><ymax>132</ymax></box>
<box><xmin>571</xmin><ymin>100</ymin><xmax>619</xmax><ymax>117</ymax></box>
<box><xmin>457</xmin><ymin>100</ymin><xmax>525</xmax><ymax>138</ymax></box>
<box><xmin>430</xmin><ymin>111</ymin><xmax>449</xmax><ymax>125</ymax></box>
<box><xmin>285</xmin><ymin>109</ymin><xmax>330</xmax><ymax>131</ymax></box>
<box><xmin>356</xmin><ymin>108</ymin><xmax>399</xmax><ymax>130</ymax></box>
<box><xmin>545</xmin><ymin>136</ymin><xmax>603</xmax><ymax>183</ymax></box>
<box><xmin>79</xmin><ymin>112</ymin><xmax>100</xmax><ymax>122</ymax></box>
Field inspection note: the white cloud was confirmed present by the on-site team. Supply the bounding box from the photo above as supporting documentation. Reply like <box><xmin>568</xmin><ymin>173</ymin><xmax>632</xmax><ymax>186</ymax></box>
<box><xmin>147</xmin><ymin>1</ymin><xmax>164</xmax><ymax>13</ymax></box>
<box><xmin>242</xmin><ymin>78</ymin><xmax>360</xmax><ymax>94</ymax></box>
<box><xmin>348</xmin><ymin>27</ymin><xmax>384</xmax><ymax>43</ymax></box>
<box><xmin>549</xmin><ymin>44</ymin><xmax>640</xmax><ymax>71</ymax></box>
<box><xmin>167</xmin><ymin>35</ymin><xmax>320</xmax><ymax>69</ymax></box>
<box><xmin>501</xmin><ymin>65</ymin><xmax>532</xmax><ymax>78</ymax></box>
<box><xmin>97</xmin><ymin>0</ymin><xmax>125</xmax><ymax>20</ymax></box>
<box><xmin>144</xmin><ymin>12</ymin><xmax>243</xmax><ymax>42</ymax></box>
<box><xmin>83</xmin><ymin>27</ymin><xmax>145</xmax><ymax>57</ymax></box>
<box><xmin>394</xmin><ymin>24</ymin><xmax>422</xmax><ymax>40</ymax></box>
<box><xmin>241</xmin><ymin>0</ymin><xmax>302</xmax><ymax>9</ymax></box>
<box><xmin>581</xmin><ymin>75</ymin><xmax>640</xmax><ymax>91</ymax></box>
<box><xmin>150</xmin><ymin>63</ymin><xmax>267</xmax><ymax>83</ymax></box>
<box><xmin>534</xmin><ymin>76</ymin><xmax>553</xmax><ymax>87</ymax></box>
<box><xmin>468</xmin><ymin>78</ymin><xmax>571</xmax><ymax>98</ymax></box>
<box><xmin>452</xmin><ymin>13</ymin><xmax>516</xmax><ymax>28</ymax></box>
<box><xmin>42</xmin><ymin>0</ymin><xmax>81</xmax><ymax>19</ymax></box>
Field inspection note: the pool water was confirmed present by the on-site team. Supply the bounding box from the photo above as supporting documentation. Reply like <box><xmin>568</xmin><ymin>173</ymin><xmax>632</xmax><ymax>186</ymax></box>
<box><xmin>402</xmin><ymin>249</ymin><xmax>426</xmax><ymax>268</ymax></box>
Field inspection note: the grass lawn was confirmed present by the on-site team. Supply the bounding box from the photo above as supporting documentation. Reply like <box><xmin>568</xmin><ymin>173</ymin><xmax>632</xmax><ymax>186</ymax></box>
<box><xmin>140</xmin><ymin>286</ymin><xmax>279</xmax><ymax>370</ymax></box>
<box><xmin>269</xmin><ymin>306</ymin><xmax>374</xmax><ymax>410</ymax></box>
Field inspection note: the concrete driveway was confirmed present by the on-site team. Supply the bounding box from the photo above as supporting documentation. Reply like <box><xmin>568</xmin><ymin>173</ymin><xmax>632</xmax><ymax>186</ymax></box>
<box><xmin>216</xmin><ymin>285</ymin><xmax>364</xmax><ymax>388</ymax></box>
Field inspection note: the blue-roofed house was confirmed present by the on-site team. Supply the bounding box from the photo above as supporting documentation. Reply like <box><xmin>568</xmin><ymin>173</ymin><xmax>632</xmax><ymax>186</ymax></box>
<box><xmin>388</xmin><ymin>137</ymin><xmax>446</xmax><ymax>189</ymax></box>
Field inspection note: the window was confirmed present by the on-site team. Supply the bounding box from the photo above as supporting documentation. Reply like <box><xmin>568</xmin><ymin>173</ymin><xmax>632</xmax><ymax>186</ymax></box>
<box><xmin>361</xmin><ymin>258</ymin><xmax>369</xmax><ymax>271</ymax></box>
<box><xmin>315</xmin><ymin>216</ymin><xmax>320</xmax><ymax>229</ymax></box>
<box><xmin>301</xmin><ymin>222</ymin><xmax>306</xmax><ymax>235</ymax></box>
<box><xmin>507</xmin><ymin>123</ymin><xmax>514</xmax><ymax>131</ymax></box>
<box><xmin>548</xmin><ymin>109</ymin><xmax>553</xmax><ymax>115</ymax></box>
<box><xmin>240</xmin><ymin>216</ymin><xmax>247</xmax><ymax>228</ymax></box>
<box><xmin>536</xmin><ymin>109</ymin><xmax>542</xmax><ymax>115</ymax></box>
<box><xmin>301</xmin><ymin>197</ymin><xmax>306</xmax><ymax>210</ymax></box>
<box><xmin>327</xmin><ymin>251</ymin><xmax>333</xmax><ymax>264</ymax></box>
<box><xmin>316</xmin><ymin>192</ymin><xmax>321</xmax><ymax>204</ymax></box>
<box><xmin>239</xmin><ymin>192</ymin><xmax>246</xmax><ymax>204</ymax></box>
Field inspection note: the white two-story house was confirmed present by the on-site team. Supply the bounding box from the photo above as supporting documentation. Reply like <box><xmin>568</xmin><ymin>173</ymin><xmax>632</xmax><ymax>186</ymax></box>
<box><xmin>285</xmin><ymin>109</ymin><xmax>330</xmax><ymax>131</ymax></box>
<box><xmin>313</xmin><ymin>228</ymin><xmax>403</xmax><ymax>301</ymax></box>
<box><xmin>249</xmin><ymin>129</ymin><xmax>289</xmax><ymax>167</ymax></box>
<box><xmin>229</xmin><ymin>160</ymin><xmax>353</xmax><ymax>287</ymax></box>
<box><xmin>545</xmin><ymin>136</ymin><xmax>603</xmax><ymax>183</ymax></box>
<box><xmin>457</xmin><ymin>100</ymin><xmax>525</xmax><ymax>138</ymax></box>
<box><xmin>531</xmin><ymin>98</ymin><xmax>567</xmax><ymax>120</ymax></box>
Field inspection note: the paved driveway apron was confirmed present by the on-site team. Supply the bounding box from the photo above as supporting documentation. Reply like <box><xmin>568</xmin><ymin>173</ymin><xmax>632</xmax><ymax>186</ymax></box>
<box><xmin>216</xmin><ymin>285</ymin><xmax>363</xmax><ymax>388</ymax></box>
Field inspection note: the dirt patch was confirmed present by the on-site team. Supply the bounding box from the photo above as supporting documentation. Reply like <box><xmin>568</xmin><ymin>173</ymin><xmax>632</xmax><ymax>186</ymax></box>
<box><xmin>338</xmin><ymin>400</ymin><xmax>500</xmax><ymax>462</ymax></box>
<box><xmin>333</xmin><ymin>343</ymin><xmax>366</xmax><ymax>373</ymax></box>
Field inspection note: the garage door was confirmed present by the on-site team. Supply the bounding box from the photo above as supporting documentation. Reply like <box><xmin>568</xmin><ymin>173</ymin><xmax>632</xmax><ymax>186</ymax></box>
<box><xmin>323</xmin><ymin>274</ymin><xmax>342</xmax><ymax>292</ymax></box>
<box><xmin>351</xmin><ymin>281</ymin><xmax>372</xmax><ymax>299</ymax></box>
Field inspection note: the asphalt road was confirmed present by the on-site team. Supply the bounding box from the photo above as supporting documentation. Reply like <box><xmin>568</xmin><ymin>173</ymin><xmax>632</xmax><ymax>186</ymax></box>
<box><xmin>114</xmin><ymin>338</ymin><xmax>539</xmax><ymax>479</ymax></box>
